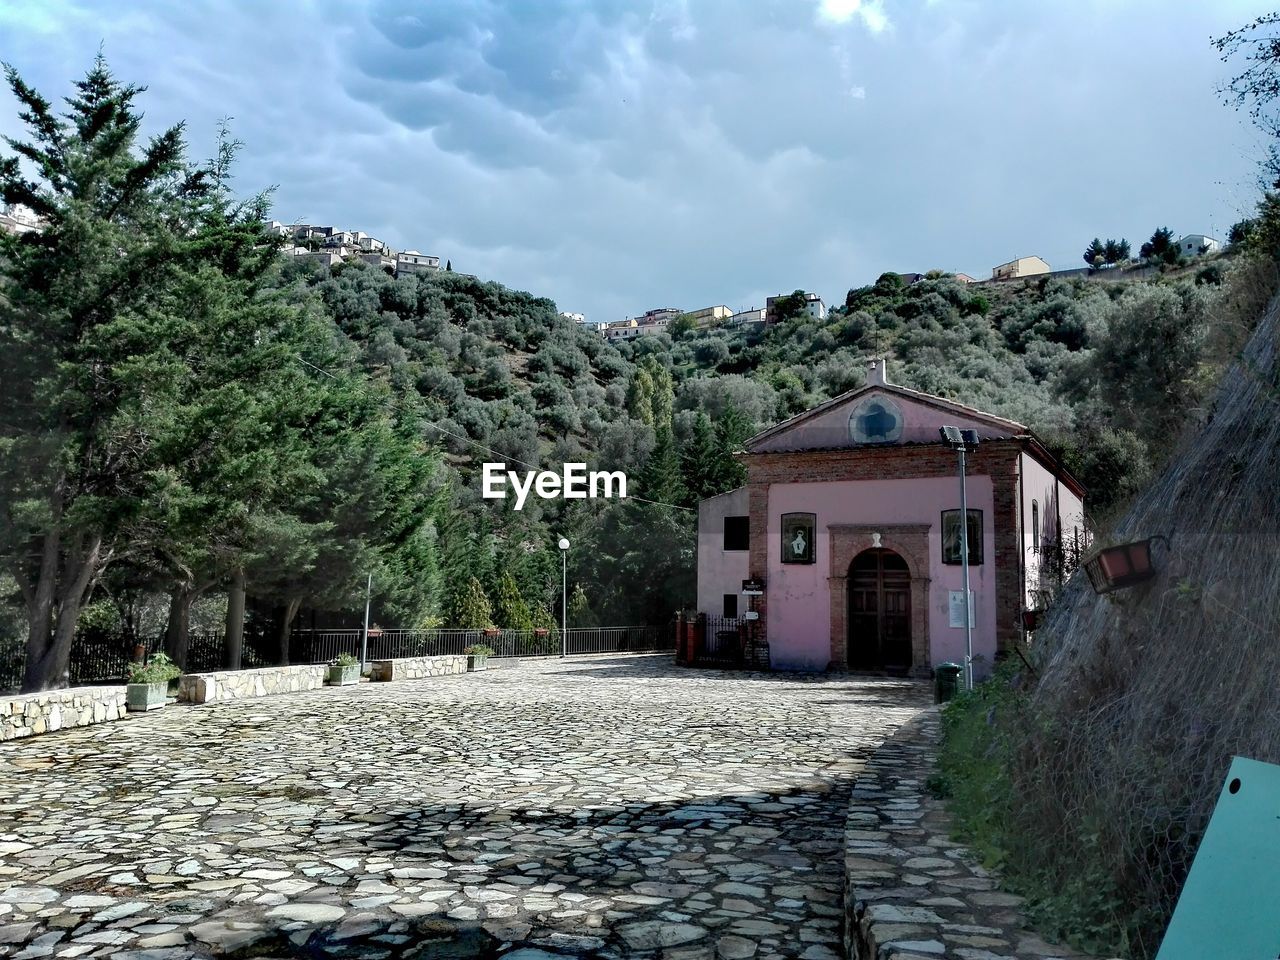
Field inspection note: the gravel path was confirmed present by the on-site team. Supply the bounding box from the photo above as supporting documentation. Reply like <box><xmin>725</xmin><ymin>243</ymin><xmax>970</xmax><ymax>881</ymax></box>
<box><xmin>0</xmin><ymin>654</ymin><xmax>928</xmax><ymax>959</ymax></box>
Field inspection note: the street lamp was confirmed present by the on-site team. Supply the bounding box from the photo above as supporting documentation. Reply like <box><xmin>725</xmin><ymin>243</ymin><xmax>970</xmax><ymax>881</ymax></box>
<box><xmin>558</xmin><ymin>537</ymin><xmax>570</xmax><ymax>657</ymax></box>
<box><xmin>940</xmin><ymin>426</ymin><xmax>979</xmax><ymax>691</ymax></box>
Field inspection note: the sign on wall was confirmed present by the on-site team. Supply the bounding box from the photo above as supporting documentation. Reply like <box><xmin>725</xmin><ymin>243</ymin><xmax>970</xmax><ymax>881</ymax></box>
<box><xmin>780</xmin><ymin>513</ymin><xmax>816</xmax><ymax>564</ymax></box>
<box><xmin>948</xmin><ymin>590</ymin><xmax>975</xmax><ymax>628</ymax></box>
<box><xmin>848</xmin><ymin>395</ymin><xmax>904</xmax><ymax>444</ymax></box>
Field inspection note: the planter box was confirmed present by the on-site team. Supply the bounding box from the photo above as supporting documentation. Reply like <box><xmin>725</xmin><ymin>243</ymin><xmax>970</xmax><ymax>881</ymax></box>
<box><xmin>466</xmin><ymin>655</ymin><xmax>489</xmax><ymax>672</ymax></box>
<box><xmin>127</xmin><ymin>681</ymin><xmax>168</xmax><ymax>712</ymax></box>
<box><xmin>328</xmin><ymin>663</ymin><xmax>360</xmax><ymax>686</ymax></box>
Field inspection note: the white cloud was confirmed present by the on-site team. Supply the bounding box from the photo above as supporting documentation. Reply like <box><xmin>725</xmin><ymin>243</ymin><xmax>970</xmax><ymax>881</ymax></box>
<box><xmin>816</xmin><ymin>0</ymin><xmax>890</xmax><ymax>33</ymax></box>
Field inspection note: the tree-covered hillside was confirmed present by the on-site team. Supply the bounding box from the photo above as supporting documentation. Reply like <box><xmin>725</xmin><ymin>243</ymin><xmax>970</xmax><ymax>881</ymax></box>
<box><xmin>3</xmin><ymin>55</ymin><xmax>1273</xmax><ymax>691</ymax></box>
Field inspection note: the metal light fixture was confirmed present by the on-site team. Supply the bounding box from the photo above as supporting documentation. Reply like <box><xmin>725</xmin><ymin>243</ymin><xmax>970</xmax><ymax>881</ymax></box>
<box><xmin>940</xmin><ymin>426</ymin><xmax>980</xmax><ymax>691</ymax></box>
<box><xmin>558</xmin><ymin>537</ymin><xmax>570</xmax><ymax>656</ymax></box>
<box><xmin>1084</xmin><ymin>536</ymin><xmax>1167</xmax><ymax>594</ymax></box>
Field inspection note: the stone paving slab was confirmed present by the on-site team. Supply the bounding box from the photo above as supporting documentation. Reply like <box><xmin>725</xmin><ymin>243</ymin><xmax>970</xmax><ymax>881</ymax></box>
<box><xmin>0</xmin><ymin>655</ymin><xmax>929</xmax><ymax>959</ymax></box>
<box><xmin>843</xmin><ymin>710</ymin><xmax>1100</xmax><ymax>960</ymax></box>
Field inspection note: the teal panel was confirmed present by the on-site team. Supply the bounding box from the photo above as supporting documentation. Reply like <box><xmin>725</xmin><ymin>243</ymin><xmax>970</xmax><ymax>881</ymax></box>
<box><xmin>1155</xmin><ymin>756</ymin><xmax>1280</xmax><ymax>959</ymax></box>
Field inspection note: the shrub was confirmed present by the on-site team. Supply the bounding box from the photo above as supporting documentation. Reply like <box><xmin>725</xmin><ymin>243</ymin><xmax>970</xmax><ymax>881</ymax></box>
<box><xmin>128</xmin><ymin>652</ymin><xmax>181</xmax><ymax>685</ymax></box>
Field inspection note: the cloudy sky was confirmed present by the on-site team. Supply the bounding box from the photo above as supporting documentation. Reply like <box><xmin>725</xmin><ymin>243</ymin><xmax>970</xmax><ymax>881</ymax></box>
<box><xmin>0</xmin><ymin>0</ymin><xmax>1270</xmax><ymax>322</ymax></box>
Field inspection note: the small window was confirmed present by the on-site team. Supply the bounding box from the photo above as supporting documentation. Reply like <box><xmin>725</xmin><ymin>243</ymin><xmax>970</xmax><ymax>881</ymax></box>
<box><xmin>1031</xmin><ymin>501</ymin><xmax>1040</xmax><ymax>553</ymax></box>
<box><xmin>941</xmin><ymin>509</ymin><xmax>983</xmax><ymax>565</ymax></box>
<box><xmin>723</xmin><ymin>594</ymin><xmax>738</xmax><ymax>618</ymax></box>
<box><xmin>723</xmin><ymin>516</ymin><xmax>750</xmax><ymax>551</ymax></box>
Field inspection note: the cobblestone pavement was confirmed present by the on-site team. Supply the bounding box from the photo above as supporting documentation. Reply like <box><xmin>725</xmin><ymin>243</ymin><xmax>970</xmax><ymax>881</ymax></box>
<box><xmin>0</xmin><ymin>655</ymin><xmax>928</xmax><ymax>959</ymax></box>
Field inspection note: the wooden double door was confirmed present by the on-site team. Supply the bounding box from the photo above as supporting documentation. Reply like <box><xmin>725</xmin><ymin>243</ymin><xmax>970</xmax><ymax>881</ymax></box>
<box><xmin>847</xmin><ymin>548</ymin><xmax>912</xmax><ymax>673</ymax></box>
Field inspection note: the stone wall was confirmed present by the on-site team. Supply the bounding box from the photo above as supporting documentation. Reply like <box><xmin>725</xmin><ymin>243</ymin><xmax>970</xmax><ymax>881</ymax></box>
<box><xmin>369</xmin><ymin>655</ymin><xmax>467</xmax><ymax>682</ymax></box>
<box><xmin>0</xmin><ymin>686</ymin><xmax>128</xmax><ymax>742</ymax></box>
<box><xmin>178</xmin><ymin>665</ymin><xmax>327</xmax><ymax>704</ymax></box>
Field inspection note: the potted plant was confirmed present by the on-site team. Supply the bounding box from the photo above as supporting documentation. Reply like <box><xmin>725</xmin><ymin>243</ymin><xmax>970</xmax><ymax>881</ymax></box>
<box><xmin>463</xmin><ymin>643</ymin><xmax>494</xmax><ymax>672</ymax></box>
<box><xmin>127</xmin><ymin>653</ymin><xmax>181</xmax><ymax>712</ymax></box>
<box><xmin>328</xmin><ymin>652</ymin><xmax>361</xmax><ymax>686</ymax></box>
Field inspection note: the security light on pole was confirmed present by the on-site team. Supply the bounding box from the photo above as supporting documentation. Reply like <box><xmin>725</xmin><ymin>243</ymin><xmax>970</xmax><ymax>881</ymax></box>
<box><xmin>558</xmin><ymin>538</ymin><xmax>570</xmax><ymax>657</ymax></box>
<box><xmin>940</xmin><ymin>426</ymin><xmax>979</xmax><ymax>691</ymax></box>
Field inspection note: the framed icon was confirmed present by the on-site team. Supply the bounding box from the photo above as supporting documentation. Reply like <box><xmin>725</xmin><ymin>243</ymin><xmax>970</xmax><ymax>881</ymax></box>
<box><xmin>781</xmin><ymin>512</ymin><xmax>816</xmax><ymax>565</ymax></box>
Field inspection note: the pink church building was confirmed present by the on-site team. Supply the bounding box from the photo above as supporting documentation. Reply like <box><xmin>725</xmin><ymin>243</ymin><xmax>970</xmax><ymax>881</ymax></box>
<box><xmin>696</xmin><ymin>359</ymin><xmax>1086</xmax><ymax>676</ymax></box>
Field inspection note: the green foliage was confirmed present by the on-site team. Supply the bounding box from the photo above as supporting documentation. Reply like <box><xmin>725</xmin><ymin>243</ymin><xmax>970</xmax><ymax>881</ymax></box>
<box><xmin>128</xmin><ymin>652</ymin><xmax>181</xmax><ymax>685</ymax></box>
<box><xmin>492</xmin><ymin>571</ymin><xmax>533</xmax><ymax>631</ymax></box>
<box><xmin>1139</xmin><ymin>226</ymin><xmax>1179</xmax><ymax>264</ymax></box>
<box><xmin>936</xmin><ymin>664</ymin><xmax>1145</xmax><ymax>957</ymax></box>
<box><xmin>447</xmin><ymin>576</ymin><xmax>492</xmax><ymax>629</ymax></box>
<box><xmin>462</xmin><ymin>643</ymin><xmax>494</xmax><ymax>656</ymax></box>
<box><xmin>330</xmin><ymin>651</ymin><xmax>359</xmax><ymax>667</ymax></box>
<box><xmin>567</xmin><ymin>582</ymin><xmax>594</xmax><ymax>627</ymax></box>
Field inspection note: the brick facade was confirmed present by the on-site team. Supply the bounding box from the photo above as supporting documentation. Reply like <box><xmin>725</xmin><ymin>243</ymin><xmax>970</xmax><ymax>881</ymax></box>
<box><xmin>742</xmin><ymin>440</ymin><xmax>1030</xmax><ymax>668</ymax></box>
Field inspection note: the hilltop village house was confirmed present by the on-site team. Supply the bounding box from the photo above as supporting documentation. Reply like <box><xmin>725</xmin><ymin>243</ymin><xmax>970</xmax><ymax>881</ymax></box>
<box><xmin>696</xmin><ymin>360</ymin><xmax>1086</xmax><ymax>676</ymax></box>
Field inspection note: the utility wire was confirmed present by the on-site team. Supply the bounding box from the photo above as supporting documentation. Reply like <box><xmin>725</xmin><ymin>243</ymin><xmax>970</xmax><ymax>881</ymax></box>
<box><xmin>294</xmin><ymin>354</ymin><xmax>696</xmax><ymax>513</ymax></box>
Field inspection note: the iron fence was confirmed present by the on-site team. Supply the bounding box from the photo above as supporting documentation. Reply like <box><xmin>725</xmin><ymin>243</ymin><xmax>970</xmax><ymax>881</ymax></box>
<box><xmin>291</xmin><ymin>624</ymin><xmax>672</xmax><ymax>663</ymax></box>
<box><xmin>695</xmin><ymin>616</ymin><xmax>748</xmax><ymax>667</ymax></box>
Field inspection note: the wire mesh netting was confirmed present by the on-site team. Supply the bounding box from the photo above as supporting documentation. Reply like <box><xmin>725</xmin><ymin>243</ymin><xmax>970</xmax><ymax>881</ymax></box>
<box><xmin>1002</xmin><ymin>295</ymin><xmax>1280</xmax><ymax>956</ymax></box>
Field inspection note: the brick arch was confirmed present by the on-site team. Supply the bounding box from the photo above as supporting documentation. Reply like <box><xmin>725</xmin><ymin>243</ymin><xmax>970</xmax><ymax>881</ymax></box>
<box><xmin>827</xmin><ymin>523</ymin><xmax>932</xmax><ymax>674</ymax></box>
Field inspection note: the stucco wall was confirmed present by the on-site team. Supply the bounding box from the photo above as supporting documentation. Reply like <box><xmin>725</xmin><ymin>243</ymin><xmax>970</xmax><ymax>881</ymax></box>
<box><xmin>696</xmin><ymin>487</ymin><xmax>750</xmax><ymax>617</ymax></box>
<box><xmin>751</xmin><ymin>389</ymin><xmax>1014</xmax><ymax>453</ymax></box>
<box><xmin>1020</xmin><ymin>452</ymin><xmax>1087</xmax><ymax>607</ymax></box>
<box><xmin>766</xmin><ymin>476</ymin><xmax>998</xmax><ymax>673</ymax></box>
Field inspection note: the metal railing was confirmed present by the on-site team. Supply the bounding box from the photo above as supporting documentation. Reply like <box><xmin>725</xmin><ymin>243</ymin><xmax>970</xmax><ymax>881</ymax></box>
<box><xmin>291</xmin><ymin>625</ymin><xmax>672</xmax><ymax>663</ymax></box>
<box><xmin>697</xmin><ymin>616</ymin><xmax>747</xmax><ymax>666</ymax></box>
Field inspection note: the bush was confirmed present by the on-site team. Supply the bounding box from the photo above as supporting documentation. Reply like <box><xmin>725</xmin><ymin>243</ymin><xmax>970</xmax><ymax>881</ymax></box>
<box><xmin>128</xmin><ymin>652</ymin><xmax>182</xmax><ymax>685</ymax></box>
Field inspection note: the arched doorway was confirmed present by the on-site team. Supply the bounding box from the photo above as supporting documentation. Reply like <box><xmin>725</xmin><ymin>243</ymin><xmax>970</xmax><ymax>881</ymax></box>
<box><xmin>847</xmin><ymin>548</ymin><xmax>912</xmax><ymax>673</ymax></box>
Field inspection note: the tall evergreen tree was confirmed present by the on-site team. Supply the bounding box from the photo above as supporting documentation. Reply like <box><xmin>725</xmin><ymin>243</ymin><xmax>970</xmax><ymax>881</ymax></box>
<box><xmin>639</xmin><ymin>425</ymin><xmax>686</xmax><ymax>506</ymax></box>
<box><xmin>681</xmin><ymin>412</ymin><xmax>718</xmax><ymax>503</ymax></box>
<box><xmin>0</xmin><ymin>58</ymin><xmax>312</xmax><ymax>689</ymax></box>
<box><xmin>492</xmin><ymin>570</ymin><xmax>533</xmax><ymax>631</ymax></box>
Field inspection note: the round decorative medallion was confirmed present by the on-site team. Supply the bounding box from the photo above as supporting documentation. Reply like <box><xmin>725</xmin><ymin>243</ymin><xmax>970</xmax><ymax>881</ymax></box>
<box><xmin>849</xmin><ymin>395</ymin><xmax>903</xmax><ymax>444</ymax></box>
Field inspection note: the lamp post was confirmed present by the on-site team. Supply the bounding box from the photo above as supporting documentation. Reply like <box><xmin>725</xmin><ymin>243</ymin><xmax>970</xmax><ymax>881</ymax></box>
<box><xmin>558</xmin><ymin>537</ymin><xmax>570</xmax><ymax>657</ymax></box>
<box><xmin>359</xmin><ymin>573</ymin><xmax>373</xmax><ymax>671</ymax></box>
<box><xmin>940</xmin><ymin>426</ymin><xmax>979</xmax><ymax>691</ymax></box>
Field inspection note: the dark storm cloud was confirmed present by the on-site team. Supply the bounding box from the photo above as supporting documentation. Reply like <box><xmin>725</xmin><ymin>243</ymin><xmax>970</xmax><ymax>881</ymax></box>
<box><xmin>0</xmin><ymin>0</ymin><xmax>1268</xmax><ymax>325</ymax></box>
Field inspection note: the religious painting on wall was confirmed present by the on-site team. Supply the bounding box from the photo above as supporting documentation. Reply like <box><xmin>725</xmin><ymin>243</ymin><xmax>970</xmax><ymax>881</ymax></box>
<box><xmin>941</xmin><ymin>509</ymin><xmax>983</xmax><ymax>565</ymax></box>
<box><xmin>781</xmin><ymin>512</ymin><xmax>816</xmax><ymax>564</ymax></box>
<box><xmin>849</xmin><ymin>395</ymin><xmax>904</xmax><ymax>444</ymax></box>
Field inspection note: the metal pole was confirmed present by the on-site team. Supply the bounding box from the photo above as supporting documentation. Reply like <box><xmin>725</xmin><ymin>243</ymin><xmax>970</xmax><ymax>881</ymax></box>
<box><xmin>560</xmin><ymin>551</ymin><xmax>567</xmax><ymax>657</ymax></box>
<box><xmin>360</xmin><ymin>573</ymin><xmax>372</xmax><ymax>670</ymax></box>
<box><xmin>958</xmin><ymin>447</ymin><xmax>974</xmax><ymax>691</ymax></box>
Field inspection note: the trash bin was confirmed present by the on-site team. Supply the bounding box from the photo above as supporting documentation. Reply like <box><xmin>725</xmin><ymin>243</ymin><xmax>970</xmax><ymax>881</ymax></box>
<box><xmin>934</xmin><ymin>662</ymin><xmax>963</xmax><ymax>703</ymax></box>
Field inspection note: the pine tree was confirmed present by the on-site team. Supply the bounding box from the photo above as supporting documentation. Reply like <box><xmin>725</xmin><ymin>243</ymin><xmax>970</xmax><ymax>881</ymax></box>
<box><xmin>710</xmin><ymin>405</ymin><xmax>751</xmax><ymax>493</ymax></box>
<box><xmin>640</xmin><ymin>425</ymin><xmax>687</xmax><ymax>506</ymax></box>
<box><xmin>626</xmin><ymin>367</ymin><xmax>655</xmax><ymax>425</ymax></box>
<box><xmin>681</xmin><ymin>412</ymin><xmax>719</xmax><ymax>503</ymax></box>
<box><xmin>492</xmin><ymin>570</ymin><xmax>533</xmax><ymax>631</ymax></box>
<box><xmin>448</xmin><ymin>576</ymin><xmax>492</xmax><ymax>629</ymax></box>
<box><xmin>0</xmin><ymin>58</ymin><xmax>350</xmax><ymax>688</ymax></box>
